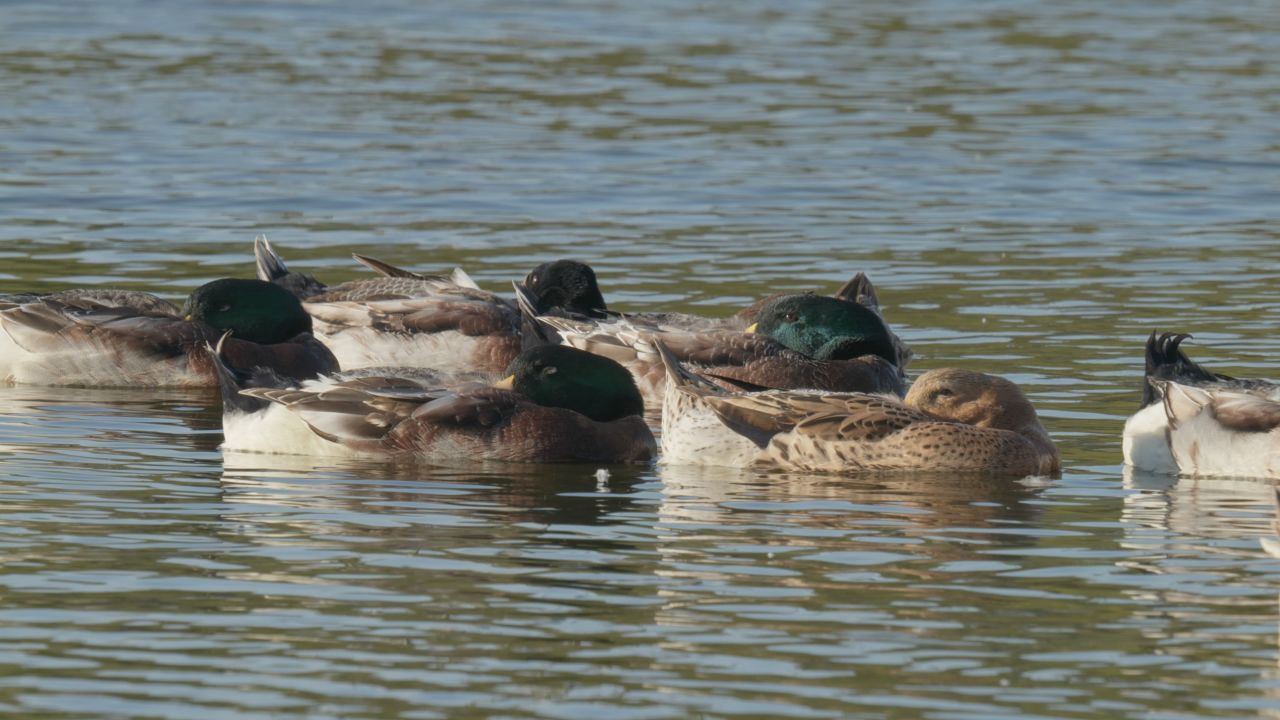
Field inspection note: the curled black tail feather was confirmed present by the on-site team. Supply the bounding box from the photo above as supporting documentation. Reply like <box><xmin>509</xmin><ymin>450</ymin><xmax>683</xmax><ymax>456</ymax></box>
<box><xmin>1141</xmin><ymin>331</ymin><xmax>1234</xmax><ymax>407</ymax></box>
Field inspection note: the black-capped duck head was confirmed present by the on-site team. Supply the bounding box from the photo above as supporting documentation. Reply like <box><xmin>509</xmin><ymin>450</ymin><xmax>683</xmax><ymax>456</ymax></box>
<box><xmin>495</xmin><ymin>345</ymin><xmax>643</xmax><ymax>422</ymax></box>
<box><xmin>183</xmin><ymin>279</ymin><xmax>313</xmax><ymax>345</ymax></box>
<box><xmin>748</xmin><ymin>294</ymin><xmax>897</xmax><ymax>363</ymax></box>
<box><xmin>906</xmin><ymin>368</ymin><xmax>1042</xmax><ymax>433</ymax></box>
<box><xmin>523</xmin><ymin>260</ymin><xmax>608</xmax><ymax>318</ymax></box>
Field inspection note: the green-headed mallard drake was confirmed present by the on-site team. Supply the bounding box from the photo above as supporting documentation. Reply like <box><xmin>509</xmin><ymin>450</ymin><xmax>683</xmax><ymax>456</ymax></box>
<box><xmin>1124</xmin><ymin>332</ymin><xmax>1280</xmax><ymax>478</ymax></box>
<box><xmin>212</xmin><ymin>341</ymin><xmax>655</xmax><ymax>464</ymax></box>
<box><xmin>0</xmin><ymin>279</ymin><xmax>337</xmax><ymax>387</ymax></box>
<box><xmin>530</xmin><ymin>293</ymin><xmax>909</xmax><ymax>409</ymax></box>
<box><xmin>657</xmin><ymin>342</ymin><xmax>1058</xmax><ymax>475</ymax></box>
<box><xmin>252</xmin><ymin>237</ymin><xmax>607</xmax><ymax>373</ymax></box>
<box><xmin>516</xmin><ymin>266</ymin><xmax>912</xmax><ymax>368</ymax></box>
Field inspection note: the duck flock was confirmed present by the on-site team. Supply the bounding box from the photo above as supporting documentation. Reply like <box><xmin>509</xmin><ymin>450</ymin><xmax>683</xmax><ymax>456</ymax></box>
<box><xmin>0</xmin><ymin>237</ymin><xmax>1269</xmax><ymax>479</ymax></box>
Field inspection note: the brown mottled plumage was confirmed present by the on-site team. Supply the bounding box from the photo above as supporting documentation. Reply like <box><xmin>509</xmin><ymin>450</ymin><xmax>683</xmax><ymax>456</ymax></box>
<box><xmin>734</xmin><ymin>369</ymin><xmax>1057</xmax><ymax>475</ymax></box>
<box><xmin>661</xmin><ymin>347</ymin><xmax>1058</xmax><ymax>475</ymax></box>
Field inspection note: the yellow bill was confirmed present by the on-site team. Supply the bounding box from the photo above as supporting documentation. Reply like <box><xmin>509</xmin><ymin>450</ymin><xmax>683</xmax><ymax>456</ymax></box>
<box><xmin>744</xmin><ymin>323</ymin><xmax>758</xmax><ymax>334</ymax></box>
<box><xmin>494</xmin><ymin>375</ymin><xmax>515</xmax><ymax>390</ymax></box>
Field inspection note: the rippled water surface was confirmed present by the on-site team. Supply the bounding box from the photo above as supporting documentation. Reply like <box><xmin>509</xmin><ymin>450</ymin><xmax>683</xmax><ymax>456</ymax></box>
<box><xmin>3</xmin><ymin>0</ymin><xmax>1280</xmax><ymax>717</ymax></box>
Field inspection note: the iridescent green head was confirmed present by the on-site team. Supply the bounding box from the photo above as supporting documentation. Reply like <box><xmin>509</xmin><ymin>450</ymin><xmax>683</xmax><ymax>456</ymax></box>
<box><xmin>183</xmin><ymin>279</ymin><xmax>313</xmax><ymax>345</ymax></box>
<box><xmin>498</xmin><ymin>345</ymin><xmax>643</xmax><ymax>422</ymax></box>
<box><xmin>750</xmin><ymin>294</ymin><xmax>897</xmax><ymax>363</ymax></box>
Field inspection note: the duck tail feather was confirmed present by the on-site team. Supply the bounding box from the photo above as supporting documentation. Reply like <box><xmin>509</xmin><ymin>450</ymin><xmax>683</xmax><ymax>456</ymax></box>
<box><xmin>701</xmin><ymin>372</ymin><xmax>772</xmax><ymax>393</ymax></box>
<box><xmin>834</xmin><ymin>271</ymin><xmax>880</xmax><ymax>311</ymax></box>
<box><xmin>449</xmin><ymin>267</ymin><xmax>480</xmax><ymax>290</ymax></box>
<box><xmin>254</xmin><ymin>235</ymin><xmax>290</xmax><ymax>282</ymax></box>
<box><xmin>1143</xmin><ymin>331</ymin><xmax>1234</xmax><ymax>407</ymax></box>
<box><xmin>513</xmin><ymin>281</ymin><xmax>557</xmax><ymax>350</ymax></box>
<box><xmin>255</xmin><ymin>237</ymin><xmax>326</xmax><ymax>299</ymax></box>
<box><xmin>653</xmin><ymin>339</ymin><xmax>724</xmax><ymax>393</ymax></box>
<box><xmin>351</xmin><ymin>253</ymin><xmax>426</xmax><ymax>280</ymax></box>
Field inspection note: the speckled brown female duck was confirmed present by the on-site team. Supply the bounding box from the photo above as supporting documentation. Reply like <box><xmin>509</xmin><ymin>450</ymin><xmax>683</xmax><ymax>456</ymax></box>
<box><xmin>658</xmin><ymin>343</ymin><xmax>1058</xmax><ymax>476</ymax></box>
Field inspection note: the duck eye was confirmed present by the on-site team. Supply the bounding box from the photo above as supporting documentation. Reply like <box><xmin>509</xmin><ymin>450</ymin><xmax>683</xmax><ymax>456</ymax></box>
<box><xmin>218</xmin><ymin>304</ymin><xmax>232</xmax><ymax>312</ymax></box>
<box><xmin>542</xmin><ymin>365</ymin><xmax>558</xmax><ymax>376</ymax></box>
<box><xmin>783</xmin><ymin>312</ymin><xmax>799</xmax><ymax>322</ymax></box>
<box><xmin>932</xmin><ymin>388</ymin><xmax>955</xmax><ymax>401</ymax></box>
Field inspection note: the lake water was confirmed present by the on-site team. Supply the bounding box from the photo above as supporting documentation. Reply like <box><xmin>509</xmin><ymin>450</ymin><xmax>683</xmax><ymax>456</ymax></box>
<box><xmin>2</xmin><ymin>0</ymin><xmax>1280</xmax><ymax>717</ymax></box>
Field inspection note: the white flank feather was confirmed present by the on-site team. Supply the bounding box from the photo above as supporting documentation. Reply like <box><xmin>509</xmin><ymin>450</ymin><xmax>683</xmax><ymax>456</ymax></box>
<box><xmin>1164</xmin><ymin>383</ymin><xmax>1280</xmax><ymax>479</ymax></box>
<box><xmin>315</xmin><ymin>328</ymin><xmax>481</xmax><ymax>372</ymax></box>
<box><xmin>221</xmin><ymin>401</ymin><xmax>361</xmax><ymax>458</ymax></box>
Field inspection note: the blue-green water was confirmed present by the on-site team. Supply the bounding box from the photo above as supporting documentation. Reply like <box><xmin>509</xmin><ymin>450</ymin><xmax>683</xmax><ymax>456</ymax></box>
<box><xmin>2</xmin><ymin>1</ymin><xmax>1280</xmax><ymax>717</ymax></box>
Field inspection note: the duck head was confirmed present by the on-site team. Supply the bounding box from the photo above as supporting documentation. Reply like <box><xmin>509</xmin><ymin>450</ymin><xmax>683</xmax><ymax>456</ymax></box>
<box><xmin>523</xmin><ymin>260</ymin><xmax>609</xmax><ymax>318</ymax></box>
<box><xmin>183</xmin><ymin>279</ymin><xmax>313</xmax><ymax>345</ymax></box>
<box><xmin>906</xmin><ymin>368</ymin><xmax>1041</xmax><ymax>432</ymax></box>
<box><xmin>748</xmin><ymin>294</ymin><xmax>897</xmax><ymax>363</ymax></box>
<box><xmin>495</xmin><ymin>345</ymin><xmax>643</xmax><ymax>422</ymax></box>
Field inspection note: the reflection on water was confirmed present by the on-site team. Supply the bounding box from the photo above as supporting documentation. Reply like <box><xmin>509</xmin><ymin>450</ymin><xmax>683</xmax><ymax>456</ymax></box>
<box><xmin>3</xmin><ymin>0</ymin><xmax>1280</xmax><ymax>716</ymax></box>
<box><xmin>3</xmin><ymin>389</ymin><xmax>1279</xmax><ymax>716</ymax></box>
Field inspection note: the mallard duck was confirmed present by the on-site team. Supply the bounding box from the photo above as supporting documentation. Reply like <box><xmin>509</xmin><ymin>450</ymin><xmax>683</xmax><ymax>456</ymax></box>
<box><xmin>252</xmin><ymin>237</ymin><xmax>607</xmax><ymax>373</ymax></box>
<box><xmin>516</xmin><ymin>267</ymin><xmax>913</xmax><ymax>368</ymax></box>
<box><xmin>0</xmin><ymin>279</ymin><xmax>337</xmax><ymax>387</ymax></box>
<box><xmin>1125</xmin><ymin>333</ymin><xmax>1280</xmax><ymax>479</ymax></box>
<box><xmin>1123</xmin><ymin>332</ymin><xmax>1280</xmax><ymax>477</ymax></box>
<box><xmin>212</xmin><ymin>340</ymin><xmax>655</xmax><ymax>464</ymax></box>
<box><xmin>531</xmin><ymin>293</ymin><xmax>908</xmax><ymax>409</ymax></box>
<box><xmin>657</xmin><ymin>342</ymin><xmax>1058</xmax><ymax>475</ymax></box>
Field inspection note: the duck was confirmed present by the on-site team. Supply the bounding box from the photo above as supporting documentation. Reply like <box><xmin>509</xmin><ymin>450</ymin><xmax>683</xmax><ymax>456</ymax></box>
<box><xmin>516</xmin><ymin>267</ymin><xmax>913</xmax><ymax>368</ymax></box>
<box><xmin>529</xmin><ymin>292</ymin><xmax>909</xmax><ymax>409</ymax></box>
<box><xmin>251</xmin><ymin>236</ymin><xmax>608</xmax><ymax>374</ymax></box>
<box><xmin>1123</xmin><ymin>332</ymin><xmax>1280</xmax><ymax>478</ymax></box>
<box><xmin>0</xmin><ymin>279</ymin><xmax>337</xmax><ymax>387</ymax></box>
<box><xmin>361</xmin><ymin>250</ymin><xmax>904</xmax><ymax>354</ymax></box>
<box><xmin>656</xmin><ymin>341</ymin><xmax>1058</xmax><ymax>475</ymax></box>
<box><xmin>211</xmin><ymin>339</ymin><xmax>655</xmax><ymax>464</ymax></box>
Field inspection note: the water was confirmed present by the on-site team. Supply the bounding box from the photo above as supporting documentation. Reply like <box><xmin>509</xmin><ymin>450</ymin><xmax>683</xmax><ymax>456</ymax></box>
<box><xmin>2</xmin><ymin>0</ymin><xmax>1280</xmax><ymax>716</ymax></box>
